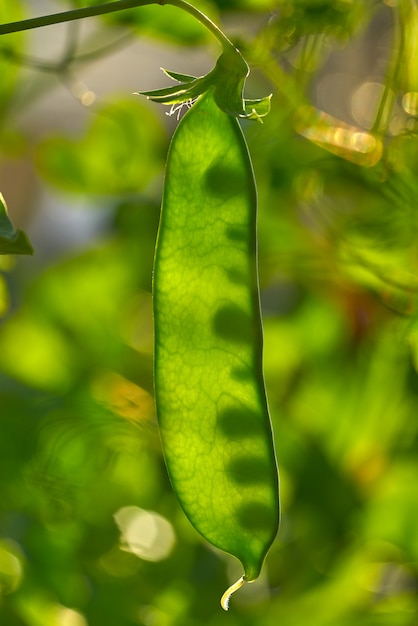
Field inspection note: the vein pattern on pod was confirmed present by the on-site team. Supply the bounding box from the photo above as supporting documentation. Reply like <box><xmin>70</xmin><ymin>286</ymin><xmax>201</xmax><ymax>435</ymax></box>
<box><xmin>153</xmin><ymin>88</ymin><xmax>279</xmax><ymax>604</ymax></box>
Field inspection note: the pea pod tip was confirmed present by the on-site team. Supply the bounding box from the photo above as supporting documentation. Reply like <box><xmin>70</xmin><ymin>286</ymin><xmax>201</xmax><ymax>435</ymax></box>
<box><xmin>220</xmin><ymin>575</ymin><xmax>245</xmax><ymax>611</ymax></box>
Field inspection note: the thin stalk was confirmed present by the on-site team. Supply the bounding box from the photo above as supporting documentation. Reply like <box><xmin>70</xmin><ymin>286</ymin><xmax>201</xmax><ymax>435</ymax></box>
<box><xmin>371</xmin><ymin>80</ymin><xmax>395</xmax><ymax>135</ymax></box>
<box><xmin>166</xmin><ymin>0</ymin><xmax>235</xmax><ymax>51</ymax></box>
<box><xmin>0</xmin><ymin>1</ymin><xmax>157</xmax><ymax>36</ymax></box>
<box><xmin>0</xmin><ymin>0</ymin><xmax>236</xmax><ymax>53</ymax></box>
<box><xmin>371</xmin><ymin>5</ymin><xmax>403</xmax><ymax>133</ymax></box>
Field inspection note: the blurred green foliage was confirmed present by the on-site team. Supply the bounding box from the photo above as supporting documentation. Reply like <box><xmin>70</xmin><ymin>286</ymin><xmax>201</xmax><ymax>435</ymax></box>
<box><xmin>36</xmin><ymin>99</ymin><xmax>166</xmax><ymax>194</ymax></box>
<box><xmin>0</xmin><ymin>1</ymin><xmax>418</xmax><ymax>625</ymax></box>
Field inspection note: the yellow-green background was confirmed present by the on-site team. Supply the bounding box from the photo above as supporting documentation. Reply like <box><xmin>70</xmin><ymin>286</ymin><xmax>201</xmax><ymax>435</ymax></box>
<box><xmin>0</xmin><ymin>1</ymin><xmax>417</xmax><ymax>625</ymax></box>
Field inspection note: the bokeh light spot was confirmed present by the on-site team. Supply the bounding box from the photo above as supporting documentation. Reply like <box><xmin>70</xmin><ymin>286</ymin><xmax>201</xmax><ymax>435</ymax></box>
<box><xmin>114</xmin><ymin>506</ymin><xmax>176</xmax><ymax>562</ymax></box>
<box><xmin>92</xmin><ymin>371</ymin><xmax>155</xmax><ymax>423</ymax></box>
<box><xmin>295</xmin><ymin>105</ymin><xmax>382</xmax><ymax>166</ymax></box>
<box><xmin>58</xmin><ymin>607</ymin><xmax>88</xmax><ymax>626</ymax></box>
<box><xmin>402</xmin><ymin>92</ymin><xmax>418</xmax><ymax>116</ymax></box>
<box><xmin>0</xmin><ymin>540</ymin><xmax>23</xmax><ymax>595</ymax></box>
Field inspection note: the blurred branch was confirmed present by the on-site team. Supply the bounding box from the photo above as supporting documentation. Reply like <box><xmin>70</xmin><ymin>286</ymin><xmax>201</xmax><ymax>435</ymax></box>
<box><xmin>62</xmin><ymin>19</ymin><xmax>81</xmax><ymax>64</ymax></box>
<box><xmin>69</xmin><ymin>31</ymin><xmax>135</xmax><ymax>63</ymax></box>
<box><xmin>0</xmin><ymin>30</ymin><xmax>135</xmax><ymax>73</ymax></box>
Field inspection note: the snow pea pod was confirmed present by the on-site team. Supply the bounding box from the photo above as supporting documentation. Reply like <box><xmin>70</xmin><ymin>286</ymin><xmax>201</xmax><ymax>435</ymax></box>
<box><xmin>153</xmin><ymin>88</ymin><xmax>279</xmax><ymax>606</ymax></box>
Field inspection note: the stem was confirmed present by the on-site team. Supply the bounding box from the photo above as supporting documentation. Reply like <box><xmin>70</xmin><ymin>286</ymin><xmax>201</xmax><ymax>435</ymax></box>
<box><xmin>167</xmin><ymin>0</ymin><xmax>235</xmax><ymax>51</ymax></box>
<box><xmin>0</xmin><ymin>1</ymin><xmax>156</xmax><ymax>35</ymax></box>
<box><xmin>371</xmin><ymin>4</ymin><xmax>403</xmax><ymax>133</ymax></box>
<box><xmin>0</xmin><ymin>0</ymin><xmax>236</xmax><ymax>53</ymax></box>
<box><xmin>220</xmin><ymin>576</ymin><xmax>245</xmax><ymax>611</ymax></box>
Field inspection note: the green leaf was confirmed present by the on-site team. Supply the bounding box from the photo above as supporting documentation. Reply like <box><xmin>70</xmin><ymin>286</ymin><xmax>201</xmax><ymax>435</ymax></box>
<box><xmin>138</xmin><ymin>51</ymin><xmax>271</xmax><ymax>121</ymax></box>
<box><xmin>0</xmin><ymin>193</ymin><xmax>33</xmax><ymax>256</ymax></box>
<box><xmin>210</xmin><ymin>47</ymin><xmax>248</xmax><ymax>116</ymax></box>
<box><xmin>154</xmin><ymin>89</ymin><xmax>279</xmax><ymax>598</ymax></box>
<box><xmin>137</xmin><ymin>75</ymin><xmax>209</xmax><ymax>106</ymax></box>
<box><xmin>162</xmin><ymin>68</ymin><xmax>196</xmax><ymax>83</ymax></box>
<box><xmin>244</xmin><ymin>94</ymin><xmax>273</xmax><ymax>122</ymax></box>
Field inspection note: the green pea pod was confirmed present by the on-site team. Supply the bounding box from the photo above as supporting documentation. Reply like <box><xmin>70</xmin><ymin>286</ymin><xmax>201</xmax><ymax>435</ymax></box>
<box><xmin>154</xmin><ymin>88</ymin><xmax>279</xmax><ymax>608</ymax></box>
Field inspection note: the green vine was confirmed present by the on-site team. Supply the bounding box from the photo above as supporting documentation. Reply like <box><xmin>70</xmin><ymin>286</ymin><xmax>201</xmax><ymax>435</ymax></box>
<box><xmin>0</xmin><ymin>0</ymin><xmax>235</xmax><ymax>54</ymax></box>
